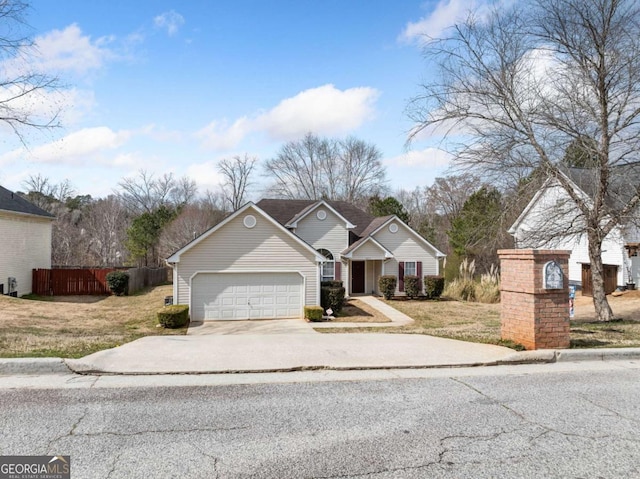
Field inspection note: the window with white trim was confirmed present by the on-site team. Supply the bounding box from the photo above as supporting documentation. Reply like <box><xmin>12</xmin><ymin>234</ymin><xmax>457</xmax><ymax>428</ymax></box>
<box><xmin>318</xmin><ymin>248</ymin><xmax>335</xmax><ymax>282</ymax></box>
<box><xmin>404</xmin><ymin>261</ymin><xmax>416</xmax><ymax>276</ymax></box>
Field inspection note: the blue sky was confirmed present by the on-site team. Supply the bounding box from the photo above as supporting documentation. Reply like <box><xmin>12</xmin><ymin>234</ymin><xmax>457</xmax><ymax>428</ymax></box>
<box><xmin>0</xmin><ymin>0</ymin><xmax>474</xmax><ymax>199</ymax></box>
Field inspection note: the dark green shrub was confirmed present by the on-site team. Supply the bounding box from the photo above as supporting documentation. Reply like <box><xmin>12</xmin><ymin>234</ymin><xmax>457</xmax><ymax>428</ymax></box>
<box><xmin>378</xmin><ymin>275</ymin><xmax>397</xmax><ymax>300</ymax></box>
<box><xmin>424</xmin><ymin>276</ymin><xmax>445</xmax><ymax>299</ymax></box>
<box><xmin>321</xmin><ymin>285</ymin><xmax>345</xmax><ymax>314</ymax></box>
<box><xmin>321</xmin><ymin>280</ymin><xmax>343</xmax><ymax>288</ymax></box>
<box><xmin>304</xmin><ymin>306</ymin><xmax>324</xmax><ymax>322</ymax></box>
<box><xmin>404</xmin><ymin>275</ymin><xmax>421</xmax><ymax>299</ymax></box>
<box><xmin>157</xmin><ymin>305</ymin><xmax>189</xmax><ymax>328</ymax></box>
<box><xmin>106</xmin><ymin>271</ymin><xmax>129</xmax><ymax>296</ymax></box>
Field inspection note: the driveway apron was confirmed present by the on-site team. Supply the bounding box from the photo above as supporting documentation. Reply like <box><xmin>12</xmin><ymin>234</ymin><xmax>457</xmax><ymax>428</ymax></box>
<box><xmin>187</xmin><ymin>319</ymin><xmax>317</xmax><ymax>335</ymax></box>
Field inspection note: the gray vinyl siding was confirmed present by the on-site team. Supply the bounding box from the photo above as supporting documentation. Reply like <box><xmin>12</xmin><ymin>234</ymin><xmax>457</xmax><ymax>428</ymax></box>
<box><xmin>350</xmin><ymin>241</ymin><xmax>387</xmax><ymax>260</ymax></box>
<box><xmin>175</xmin><ymin>209</ymin><xmax>319</xmax><ymax>307</ymax></box>
<box><xmin>295</xmin><ymin>208</ymin><xmax>349</xmax><ymax>285</ymax></box>
<box><xmin>375</xmin><ymin>220</ymin><xmax>439</xmax><ymax>294</ymax></box>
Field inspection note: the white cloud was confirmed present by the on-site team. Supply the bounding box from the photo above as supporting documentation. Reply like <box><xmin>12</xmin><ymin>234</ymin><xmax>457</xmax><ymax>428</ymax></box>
<box><xmin>154</xmin><ymin>11</ymin><xmax>185</xmax><ymax>36</ymax></box>
<box><xmin>185</xmin><ymin>161</ymin><xmax>225</xmax><ymax>191</ymax></box>
<box><xmin>196</xmin><ymin>84</ymin><xmax>380</xmax><ymax>151</ymax></box>
<box><xmin>0</xmin><ymin>127</ymin><xmax>133</xmax><ymax>167</ymax></box>
<box><xmin>385</xmin><ymin>148</ymin><xmax>453</xmax><ymax>167</ymax></box>
<box><xmin>33</xmin><ymin>24</ymin><xmax>115</xmax><ymax>76</ymax></box>
<box><xmin>399</xmin><ymin>0</ymin><xmax>505</xmax><ymax>44</ymax></box>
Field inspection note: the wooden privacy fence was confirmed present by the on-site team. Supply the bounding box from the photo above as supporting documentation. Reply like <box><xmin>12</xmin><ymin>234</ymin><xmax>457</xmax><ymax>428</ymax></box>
<box><xmin>32</xmin><ymin>267</ymin><xmax>169</xmax><ymax>296</ymax></box>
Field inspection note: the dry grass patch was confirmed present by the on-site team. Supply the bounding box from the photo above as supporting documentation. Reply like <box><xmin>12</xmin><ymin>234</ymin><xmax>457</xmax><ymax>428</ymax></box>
<box><xmin>317</xmin><ymin>299</ymin><xmax>503</xmax><ymax>345</ymax></box>
<box><xmin>569</xmin><ymin>291</ymin><xmax>640</xmax><ymax>348</ymax></box>
<box><xmin>331</xmin><ymin>299</ymin><xmax>390</xmax><ymax>323</ymax></box>
<box><xmin>0</xmin><ymin>285</ymin><xmax>186</xmax><ymax>358</ymax></box>
<box><xmin>319</xmin><ymin>291</ymin><xmax>640</xmax><ymax>350</ymax></box>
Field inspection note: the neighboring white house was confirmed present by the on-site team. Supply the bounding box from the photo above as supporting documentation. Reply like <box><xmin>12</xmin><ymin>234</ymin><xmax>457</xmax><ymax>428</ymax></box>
<box><xmin>167</xmin><ymin>199</ymin><xmax>445</xmax><ymax>321</ymax></box>
<box><xmin>508</xmin><ymin>170</ymin><xmax>639</xmax><ymax>293</ymax></box>
<box><xmin>0</xmin><ymin>185</ymin><xmax>54</xmax><ymax>296</ymax></box>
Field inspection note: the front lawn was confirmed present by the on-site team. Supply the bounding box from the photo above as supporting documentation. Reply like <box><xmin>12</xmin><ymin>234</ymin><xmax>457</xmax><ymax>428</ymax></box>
<box><xmin>318</xmin><ymin>291</ymin><xmax>640</xmax><ymax>350</ymax></box>
<box><xmin>0</xmin><ymin>284</ymin><xmax>187</xmax><ymax>358</ymax></box>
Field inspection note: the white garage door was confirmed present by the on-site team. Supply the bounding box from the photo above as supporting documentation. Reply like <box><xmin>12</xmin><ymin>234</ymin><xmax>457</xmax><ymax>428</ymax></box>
<box><xmin>191</xmin><ymin>272</ymin><xmax>303</xmax><ymax>321</ymax></box>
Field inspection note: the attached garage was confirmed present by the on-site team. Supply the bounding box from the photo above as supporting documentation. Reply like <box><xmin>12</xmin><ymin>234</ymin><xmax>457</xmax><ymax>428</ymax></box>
<box><xmin>191</xmin><ymin>272</ymin><xmax>303</xmax><ymax>321</ymax></box>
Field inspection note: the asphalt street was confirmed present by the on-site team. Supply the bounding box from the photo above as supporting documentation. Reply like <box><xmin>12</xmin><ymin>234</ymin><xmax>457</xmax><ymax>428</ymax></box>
<box><xmin>1</xmin><ymin>361</ymin><xmax>640</xmax><ymax>478</ymax></box>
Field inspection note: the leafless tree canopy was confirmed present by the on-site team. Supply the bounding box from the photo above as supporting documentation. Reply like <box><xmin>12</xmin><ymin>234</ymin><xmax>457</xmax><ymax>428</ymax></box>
<box><xmin>408</xmin><ymin>0</ymin><xmax>640</xmax><ymax>320</ymax></box>
<box><xmin>0</xmin><ymin>0</ymin><xmax>61</xmax><ymax>142</ymax></box>
<box><xmin>264</xmin><ymin>133</ymin><xmax>388</xmax><ymax>204</ymax></box>
<box><xmin>116</xmin><ymin>170</ymin><xmax>197</xmax><ymax>214</ymax></box>
<box><xmin>21</xmin><ymin>173</ymin><xmax>75</xmax><ymax>210</ymax></box>
<box><xmin>218</xmin><ymin>154</ymin><xmax>256</xmax><ymax>211</ymax></box>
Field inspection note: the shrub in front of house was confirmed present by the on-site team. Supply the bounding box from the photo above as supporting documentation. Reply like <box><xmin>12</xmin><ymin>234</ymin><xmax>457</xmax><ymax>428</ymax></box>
<box><xmin>424</xmin><ymin>276</ymin><xmax>445</xmax><ymax>299</ymax></box>
<box><xmin>106</xmin><ymin>271</ymin><xmax>129</xmax><ymax>296</ymax></box>
<box><xmin>321</xmin><ymin>282</ymin><xmax>345</xmax><ymax>314</ymax></box>
<box><xmin>157</xmin><ymin>305</ymin><xmax>189</xmax><ymax>328</ymax></box>
<box><xmin>378</xmin><ymin>275</ymin><xmax>397</xmax><ymax>300</ymax></box>
<box><xmin>321</xmin><ymin>280</ymin><xmax>343</xmax><ymax>288</ymax></box>
<box><xmin>404</xmin><ymin>275</ymin><xmax>421</xmax><ymax>299</ymax></box>
<box><xmin>304</xmin><ymin>306</ymin><xmax>324</xmax><ymax>322</ymax></box>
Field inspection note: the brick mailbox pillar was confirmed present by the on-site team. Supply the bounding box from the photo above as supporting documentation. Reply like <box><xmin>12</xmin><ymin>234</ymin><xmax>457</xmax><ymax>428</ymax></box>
<box><xmin>498</xmin><ymin>249</ymin><xmax>571</xmax><ymax>350</ymax></box>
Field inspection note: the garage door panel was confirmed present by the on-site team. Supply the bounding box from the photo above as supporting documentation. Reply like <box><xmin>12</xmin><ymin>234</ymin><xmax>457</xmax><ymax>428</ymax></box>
<box><xmin>193</xmin><ymin>272</ymin><xmax>303</xmax><ymax>321</ymax></box>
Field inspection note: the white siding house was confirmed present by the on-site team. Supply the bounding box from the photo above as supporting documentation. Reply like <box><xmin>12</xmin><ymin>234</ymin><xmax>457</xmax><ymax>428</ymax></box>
<box><xmin>167</xmin><ymin>199</ymin><xmax>446</xmax><ymax>321</ymax></box>
<box><xmin>0</xmin><ymin>186</ymin><xmax>54</xmax><ymax>296</ymax></box>
<box><xmin>509</xmin><ymin>175</ymin><xmax>638</xmax><ymax>290</ymax></box>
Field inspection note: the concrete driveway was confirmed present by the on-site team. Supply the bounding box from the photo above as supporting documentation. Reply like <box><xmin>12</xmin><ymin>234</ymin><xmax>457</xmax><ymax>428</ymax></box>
<box><xmin>187</xmin><ymin>319</ymin><xmax>316</xmax><ymax>335</ymax></box>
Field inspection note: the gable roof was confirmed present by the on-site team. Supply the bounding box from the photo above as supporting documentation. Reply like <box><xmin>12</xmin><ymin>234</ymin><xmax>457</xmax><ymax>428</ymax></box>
<box><xmin>0</xmin><ymin>185</ymin><xmax>55</xmax><ymax>219</ymax></box>
<box><xmin>368</xmin><ymin>215</ymin><xmax>447</xmax><ymax>258</ymax></box>
<box><xmin>257</xmin><ymin>199</ymin><xmax>375</xmax><ymax>236</ymax></box>
<box><xmin>564</xmin><ymin>166</ymin><xmax>640</xmax><ymax>212</ymax></box>
<box><xmin>507</xmin><ymin>168</ymin><xmax>636</xmax><ymax>234</ymax></box>
<box><xmin>342</xmin><ymin>235</ymin><xmax>394</xmax><ymax>259</ymax></box>
<box><xmin>284</xmin><ymin>200</ymin><xmax>356</xmax><ymax>229</ymax></box>
<box><xmin>166</xmin><ymin>202</ymin><xmax>325</xmax><ymax>263</ymax></box>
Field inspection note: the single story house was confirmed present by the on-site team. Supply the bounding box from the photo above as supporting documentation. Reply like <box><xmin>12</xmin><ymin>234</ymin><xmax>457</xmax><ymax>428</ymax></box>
<box><xmin>0</xmin><ymin>185</ymin><xmax>54</xmax><ymax>296</ymax></box>
<box><xmin>508</xmin><ymin>169</ymin><xmax>639</xmax><ymax>294</ymax></box>
<box><xmin>167</xmin><ymin>199</ymin><xmax>445</xmax><ymax>321</ymax></box>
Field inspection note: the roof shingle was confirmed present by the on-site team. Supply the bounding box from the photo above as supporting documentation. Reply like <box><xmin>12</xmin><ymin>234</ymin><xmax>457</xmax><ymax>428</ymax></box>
<box><xmin>0</xmin><ymin>186</ymin><xmax>55</xmax><ymax>218</ymax></box>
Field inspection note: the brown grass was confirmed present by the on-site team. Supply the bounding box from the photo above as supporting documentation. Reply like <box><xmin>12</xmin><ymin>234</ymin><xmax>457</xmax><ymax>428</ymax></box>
<box><xmin>331</xmin><ymin>299</ymin><xmax>390</xmax><ymax>323</ymax></box>
<box><xmin>319</xmin><ymin>291</ymin><xmax>640</xmax><ymax>350</ymax></box>
<box><xmin>0</xmin><ymin>285</ymin><xmax>186</xmax><ymax>358</ymax></box>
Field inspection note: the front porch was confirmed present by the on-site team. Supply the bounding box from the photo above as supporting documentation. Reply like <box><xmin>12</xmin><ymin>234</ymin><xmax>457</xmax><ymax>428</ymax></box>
<box><xmin>342</xmin><ymin>235</ymin><xmax>394</xmax><ymax>297</ymax></box>
<box><xmin>347</xmin><ymin>259</ymin><xmax>384</xmax><ymax>296</ymax></box>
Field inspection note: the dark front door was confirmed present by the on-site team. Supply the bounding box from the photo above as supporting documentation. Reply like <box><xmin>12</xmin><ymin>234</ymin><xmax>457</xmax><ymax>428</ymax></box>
<box><xmin>351</xmin><ymin>261</ymin><xmax>365</xmax><ymax>294</ymax></box>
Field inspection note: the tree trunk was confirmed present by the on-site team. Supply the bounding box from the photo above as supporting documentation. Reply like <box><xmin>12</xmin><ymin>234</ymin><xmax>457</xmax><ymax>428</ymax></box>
<box><xmin>587</xmin><ymin>230</ymin><xmax>614</xmax><ymax>321</ymax></box>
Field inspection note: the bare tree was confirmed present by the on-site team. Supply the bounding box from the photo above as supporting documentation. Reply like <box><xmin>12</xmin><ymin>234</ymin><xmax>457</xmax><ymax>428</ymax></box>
<box><xmin>264</xmin><ymin>133</ymin><xmax>387</xmax><ymax>203</ymax></box>
<box><xmin>0</xmin><ymin>0</ymin><xmax>61</xmax><ymax>143</ymax></box>
<box><xmin>338</xmin><ymin>136</ymin><xmax>387</xmax><ymax>204</ymax></box>
<box><xmin>20</xmin><ymin>174</ymin><xmax>75</xmax><ymax>210</ymax></box>
<box><xmin>264</xmin><ymin>133</ymin><xmax>331</xmax><ymax>200</ymax></box>
<box><xmin>82</xmin><ymin>196</ymin><xmax>130</xmax><ymax>266</ymax></box>
<box><xmin>408</xmin><ymin>0</ymin><xmax>640</xmax><ymax>321</ymax></box>
<box><xmin>170</xmin><ymin>176</ymin><xmax>198</xmax><ymax>207</ymax></box>
<box><xmin>117</xmin><ymin>170</ymin><xmax>186</xmax><ymax>213</ymax></box>
<box><xmin>218</xmin><ymin>154</ymin><xmax>256</xmax><ymax>211</ymax></box>
<box><xmin>159</xmin><ymin>201</ymin><xmax>226</xmax><ymax>259</ymax></box>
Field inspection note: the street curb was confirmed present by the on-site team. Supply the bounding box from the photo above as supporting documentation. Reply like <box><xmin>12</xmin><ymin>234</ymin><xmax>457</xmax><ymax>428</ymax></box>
<box><xmin>0</xmin><ymin>358</ymin><xmax>73</xmax><ymax>375</ymax></box>
<box><xmin>555</xmin><ymin>348</ymin><xmax>640</xmax><ymax>362</ymax></box>
<box><xmin>3</xmin><ymin>348</ymin><xmax>640</xmax><ymax>376</ymax></box>
<box><xmin>497</xmin><ymin>350</ymin><xmax>557</xmax><ymax>364</ymax></box>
